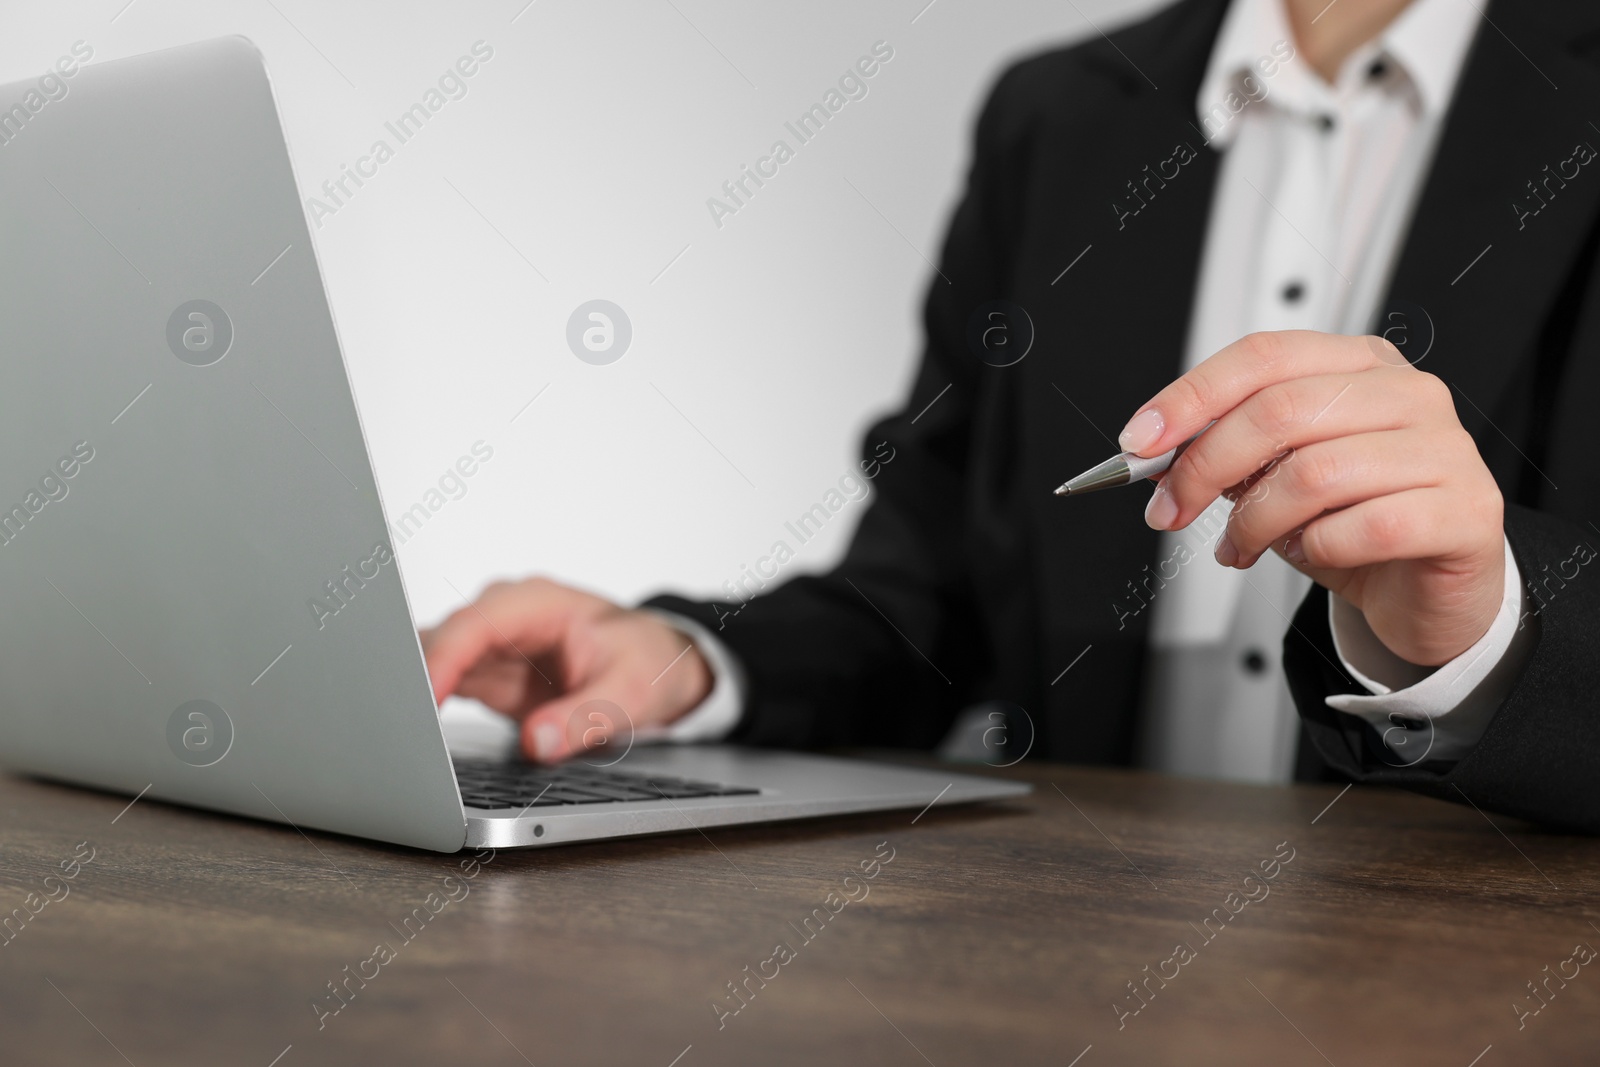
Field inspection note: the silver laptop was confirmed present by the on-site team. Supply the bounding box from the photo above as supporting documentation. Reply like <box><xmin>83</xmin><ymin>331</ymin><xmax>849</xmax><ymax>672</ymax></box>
<box><xmin>0</xmin><ymin>37</ymin><xmax>1027</xmax><ymax>852</ymax></box>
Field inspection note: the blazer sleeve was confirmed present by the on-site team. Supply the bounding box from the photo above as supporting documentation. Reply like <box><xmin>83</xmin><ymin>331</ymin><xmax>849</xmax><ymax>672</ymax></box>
<box><xmin>1284</xmin><ymin>502</ymin><xmax>1600</xmax><ymax>833</ymax></box>
<box><xmin>644</xmin><ymin>62</ymin><xmax>1038</xmax><ymax>750</ymax></box>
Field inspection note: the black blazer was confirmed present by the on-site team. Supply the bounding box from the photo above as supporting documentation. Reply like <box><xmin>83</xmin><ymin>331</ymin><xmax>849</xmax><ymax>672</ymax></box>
<box><xmin>651</xmin><ymin>0</ymin><xmax>1600</xmax><ymax>832</ymax></box>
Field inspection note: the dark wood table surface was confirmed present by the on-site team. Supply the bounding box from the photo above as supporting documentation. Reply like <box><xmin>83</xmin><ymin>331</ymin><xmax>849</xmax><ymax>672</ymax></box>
<box><xmin>1</xmin><ymin>757</ymin><xmax>1595</xmax><ymax>1066</ymax></box>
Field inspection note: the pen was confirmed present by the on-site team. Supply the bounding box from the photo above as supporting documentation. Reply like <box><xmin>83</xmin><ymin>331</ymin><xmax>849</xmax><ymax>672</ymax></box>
<box><xmin>1052</xmin><ymin>431</ymin><xmax>1203</xmax><ymax>497</ymax></box>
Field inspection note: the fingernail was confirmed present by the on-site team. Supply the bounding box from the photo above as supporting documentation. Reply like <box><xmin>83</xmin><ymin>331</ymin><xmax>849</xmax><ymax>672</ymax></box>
<box><xmin>1214</xmin><ymin>532</ymin><xmax>1239</xmax><ymax>568</ymax></box>
<box><xmin>1119</xmin><ymin>408</ymin><xmax>1165</xmax><ymax>453</ymax></box>
<box><xmin>1144</xmin><ymin>483</ymin><xmax>1178</xmax><ymax>530</ymax></box>
<box><xmin>532</xmin><ymin>722</ymin><xmax>563</xmax><ymax>761</ymax></box>
<box><xmin>1283</xmin><ymin>534</ymin><xmax>1306</xmax><ymax>565</ymax></box>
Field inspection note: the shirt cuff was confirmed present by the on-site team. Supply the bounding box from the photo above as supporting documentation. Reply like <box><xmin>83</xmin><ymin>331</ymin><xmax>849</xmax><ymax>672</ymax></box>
<box><xmin>1324</xmin><ymin>535</ymin><xmax>1535</xmax><ymax>765</ymax></box>
<box><xmin>636</xmin><ymin>609</ymin><xmax>746</xmax><ymax>743</ymax></box>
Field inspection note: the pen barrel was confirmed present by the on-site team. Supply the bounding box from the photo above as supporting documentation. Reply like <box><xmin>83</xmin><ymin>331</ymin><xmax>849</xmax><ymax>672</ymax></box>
<box><xmin>1124</xmin><ymin>446</ymin><xmax>1179</xmax><ymax>483</ymax></box>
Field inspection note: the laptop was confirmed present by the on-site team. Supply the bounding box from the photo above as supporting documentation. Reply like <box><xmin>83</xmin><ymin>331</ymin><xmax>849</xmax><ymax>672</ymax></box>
<box><xmin>0</xmin><ymin>37</ymin><xmax>1027</xmax><ymax>852</ymax></box>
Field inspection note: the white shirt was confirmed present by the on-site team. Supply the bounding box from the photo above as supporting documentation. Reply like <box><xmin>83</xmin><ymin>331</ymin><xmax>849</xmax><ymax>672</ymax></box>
<box><xmin>663</xmin><ymin>0</ymin><xmax>1535</xmax><ymax>776</ymax></box>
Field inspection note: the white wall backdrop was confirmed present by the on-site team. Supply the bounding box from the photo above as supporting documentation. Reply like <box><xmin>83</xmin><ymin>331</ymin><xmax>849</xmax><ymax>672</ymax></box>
<box><xmin>3</xmin><ymin>0</ymin><xmax>1168</xmax><ymax>634</ymax></box>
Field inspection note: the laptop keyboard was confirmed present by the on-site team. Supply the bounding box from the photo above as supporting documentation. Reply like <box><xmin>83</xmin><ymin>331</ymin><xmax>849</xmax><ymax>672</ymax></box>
<box><xmin>452</xmin><ymin>757</ymin><xmax>759</xmax><ymax>811</ymax></box>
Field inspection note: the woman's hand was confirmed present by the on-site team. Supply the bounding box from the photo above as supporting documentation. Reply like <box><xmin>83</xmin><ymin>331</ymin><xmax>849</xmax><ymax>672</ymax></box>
<box><xmin>1122</xmin><ymin>330</ymin><xmax>1505</xmax><ymax>667</ymax></box>
<box><xmin>421</xmin><ymin>577</ymin><xmax>712</xmax><ymax>762</ymax></box>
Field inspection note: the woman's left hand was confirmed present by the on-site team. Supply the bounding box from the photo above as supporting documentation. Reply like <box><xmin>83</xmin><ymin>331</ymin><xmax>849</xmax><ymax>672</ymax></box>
<box><xmin>1120</xmin><ymin>330</ymin><xmax>1505</xmax><ymax>667</ymax></box>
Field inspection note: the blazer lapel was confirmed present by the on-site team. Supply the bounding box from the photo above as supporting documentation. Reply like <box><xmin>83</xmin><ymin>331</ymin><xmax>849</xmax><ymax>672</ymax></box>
<box><xmin>1009</xmin><ymin>0</ymin><xmax>1231</xmax><ymax>760</ymax></box>
<box><xmin>1382</xmin><ymin>2</ymin><xmax>1600</xmax><ymax>462</ymax></box>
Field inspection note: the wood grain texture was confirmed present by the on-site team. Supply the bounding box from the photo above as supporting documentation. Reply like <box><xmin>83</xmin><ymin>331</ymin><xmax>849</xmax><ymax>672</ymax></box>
<box><xmin>0</xmin><ymin>759</ymin><xmax>1595</xmax><ymax>1066</ymax></box>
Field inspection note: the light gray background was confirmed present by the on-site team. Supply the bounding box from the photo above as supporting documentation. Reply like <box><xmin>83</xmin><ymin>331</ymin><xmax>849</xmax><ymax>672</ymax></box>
<box><xmin>3</xmin><ymin>0</ymin><xmax>1167</xmax><ymax>723</ymax></box>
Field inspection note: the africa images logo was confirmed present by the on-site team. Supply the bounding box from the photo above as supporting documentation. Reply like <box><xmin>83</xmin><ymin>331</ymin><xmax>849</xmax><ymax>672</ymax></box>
<box><xmin>166</xmin><ymin>700</ymin><xmax>234</xmax><ymax>767</ymax></box>
<box><xmin>566</xmin><ymin>300</ymin><xmax>632</xmax><ymax>365</ymax></box>
<box><xmin>166</xmin><ymin>300</ymin><xmax>233</xmax><ymax>366</ymax></box>
<box><xmin>966</xmin><ymin>301</ymin><xmax>1034</xmax><ymax>367</ymax></box>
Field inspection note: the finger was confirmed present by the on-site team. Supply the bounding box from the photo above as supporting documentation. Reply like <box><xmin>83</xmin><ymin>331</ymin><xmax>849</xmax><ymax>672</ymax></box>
<box><xmin>1286</xmin><ymin>487</ymin><xmax>1482</xmax><ymax>571</ymax></box>
<box><xmin>1156</xmin><ymin>369</ymin><xmax>1447</xmax><ymax>527</ymax></box>
<box><xmin>1216</xmin><ymin>429</ymin><xmax>1449</xmax><ymax>567</ymax></box>
<box><xmin>1287</xmin><ymin>489</ymin><xmax>1505</xmax><ymax>665</ymax></box>
<box><xmin>1119</xmin><ymin>331</ymin><xmax>1405</xmax><ymax>457</ymax></box>
<box><xmin>521</xmin><ymin>682</ymin><xmax>637</xmax><ymax>763</ymax></box>
<box><xmin>423</xmin><ymin>579</ymin><xmax>575</xmax><ymax>703</ymax></box>
<box><xmin>453</xmin><ymin>656</ymin><xmax>555</xmax><ymax>717</ymax></box>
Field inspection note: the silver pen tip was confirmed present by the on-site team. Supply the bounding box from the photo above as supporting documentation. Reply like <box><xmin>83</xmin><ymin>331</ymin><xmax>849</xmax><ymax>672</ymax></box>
<box><xmin>1051</xmin><ymin>454</ymin><xmax>1134</xmax><ymax>498</ymax></box>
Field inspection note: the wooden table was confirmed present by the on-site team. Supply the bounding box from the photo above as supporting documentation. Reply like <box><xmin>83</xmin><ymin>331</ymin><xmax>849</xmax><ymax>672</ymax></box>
<box><xmin>1</xmin><ymin>758</ymin><xmax>1595</xmax><ymax>1066</ymax></box>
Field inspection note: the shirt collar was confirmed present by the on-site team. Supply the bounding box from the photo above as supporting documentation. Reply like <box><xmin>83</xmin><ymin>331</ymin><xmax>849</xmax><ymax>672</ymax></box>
<box><xmin>1380</xmin><ymin>0</ymin><xmax>1480</xmax><ymax>117</ymax></box>
<box><xmin>1194</xmin><ymin>0</ymin><xmax>1480</xmax><ymax>147</ymax></box>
